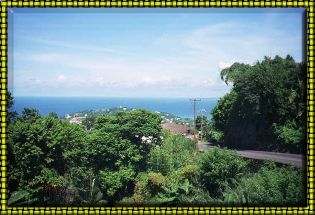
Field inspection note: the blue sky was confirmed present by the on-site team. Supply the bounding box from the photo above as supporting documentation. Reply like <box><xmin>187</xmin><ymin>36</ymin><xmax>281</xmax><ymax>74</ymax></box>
<box><xmin>8</xmin><ymin>8</ymin><xmax>304</xmax><ymax>98</ymax></box>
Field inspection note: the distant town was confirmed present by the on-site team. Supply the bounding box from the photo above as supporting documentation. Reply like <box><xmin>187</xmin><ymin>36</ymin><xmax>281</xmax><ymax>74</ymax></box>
<box><xmin>65</xmin><ymin>106</ymin><xmax>193</xmax><ymax>127</ymax></box>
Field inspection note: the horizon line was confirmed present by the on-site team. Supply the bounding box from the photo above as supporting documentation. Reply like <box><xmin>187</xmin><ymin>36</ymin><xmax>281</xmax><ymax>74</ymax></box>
<box><xmin>13</xmin><ymin>95</ymin><xmax>221</xmax><ymax>99</ymax></box>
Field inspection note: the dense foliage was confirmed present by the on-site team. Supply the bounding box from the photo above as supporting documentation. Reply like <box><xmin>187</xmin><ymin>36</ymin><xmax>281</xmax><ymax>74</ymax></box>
<box><xmin>198</xmin><ymin>147</ymin><xmax>248</xmax><ymax>197</ymax></box>
<box><xmin>223</xmin><ymin>161</ymin><xmax>305</xmax><ymax>205</ymax></box>
<box><xmin>8</xmin><ymin>106</ymin><xmax>163</xmax><ymax>205</ymax></box>
<box><xmin>210</xmin><ymin>55</ymin><xmax>306</xmax><ymax>153</ymax></box>
<box><xmin>7</xmin><ymin>55</ymin><xmax>305</xmax><ymax>206</ymax></box>
<box><xmin>8</xmin><ymin>105</ymin><xmax>304</xmax><ymax>206</ymax></box>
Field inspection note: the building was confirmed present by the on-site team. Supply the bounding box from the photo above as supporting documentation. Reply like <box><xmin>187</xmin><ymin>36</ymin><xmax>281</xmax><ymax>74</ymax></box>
<box><xmin>69</xmin><ymin>117</ymin><xmax>85</xmax><ymax>124</ymax></box>
<box><xmin>161</xmin><ymin>123</ymin><xmax>190</xmax><ymax>135</ymax></box>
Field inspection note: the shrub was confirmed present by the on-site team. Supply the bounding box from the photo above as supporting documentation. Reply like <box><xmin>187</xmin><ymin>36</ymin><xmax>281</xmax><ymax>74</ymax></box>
<box><xmin>198</xmin><ymin>147</ymin><xmax>248</xmax><ymax>197</ymax></box>
<box><xmin>133</xmin><ymin>173</ymin><xmax>150</xmax><ymax>204</ymax></box>
<box><xmin>132</xmin><ymin>172</ymin><xmax>166</xmax><ymax>204</ymax></box>
<box><xmin>99</xmin><ymin>167</ymin><xmax>135</xmax><ymax>201</ymax></box>
<box><xmin>207</xmin><ymin>129</ymin><xmax>224</xmax><ymax>142</ymax></box>
<box><xmin>153</xmin><ymin>178</ymin><xmax>215</xmax><ymax>206</ymax></box>
<box><xmin>147</xmin><ymin>132</ymin><xmax>197</xmax><ymax>175</ymax></box>
<box><xmin>272</xmin><ymin>122</ymin><xmax>304</xmax><ymax>153</ymax></box>
<box><xmin>223</xmin><ymin>161</ymin><xmax>305</xmax><ymax>205</ymax></box>
<box><xmin>175</xmin><ymin>164</ymin><xmax>199</xmax><ymax>181</ymax></box>
<box><xmin>148</xmin><ymin>172</ymin><xmax>166</xmax><ymax>189</ymax></box>
<box><xmin>147</xmin><ymin>145</ymin><xmax>173</xmax><ymax>175</ymax></box>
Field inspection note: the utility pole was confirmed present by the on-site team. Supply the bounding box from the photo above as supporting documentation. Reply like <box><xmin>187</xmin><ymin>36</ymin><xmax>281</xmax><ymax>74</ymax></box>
<box><xmin>190</xmin><ymin>98</ymin><xmax>201</xmax><ymax>140</ymax></box>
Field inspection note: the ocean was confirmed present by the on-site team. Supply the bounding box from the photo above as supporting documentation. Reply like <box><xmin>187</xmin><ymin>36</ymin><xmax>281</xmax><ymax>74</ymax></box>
<box><xmin>11</xmin><ymin>97</ymin><xmax>219</xmax><ymax>119</ymax></box>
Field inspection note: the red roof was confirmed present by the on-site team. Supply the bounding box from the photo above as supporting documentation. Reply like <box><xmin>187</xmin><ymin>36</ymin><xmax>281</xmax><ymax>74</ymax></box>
<box><xmin>161</xmin><ymin>123</ymin><xmax>190</xmax><ymax>134</ymax></box>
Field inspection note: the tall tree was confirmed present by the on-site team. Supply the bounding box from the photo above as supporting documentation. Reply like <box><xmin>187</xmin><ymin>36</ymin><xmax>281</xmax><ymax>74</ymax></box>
<box><xmin>211</xmin><ymin>55</ymin><xmax>306</xmax><ymax>153</ymax></box>
<box><xmin>7</xmin><ymin>91</ymin><xmax>17</xmax><ymax>124</ymax></box>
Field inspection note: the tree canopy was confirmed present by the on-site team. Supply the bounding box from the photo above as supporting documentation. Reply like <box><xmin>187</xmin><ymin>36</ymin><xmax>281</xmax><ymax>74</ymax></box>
<box><xmin>8</xmin><ymin>108</ymin><xmax>162</xmax><ymax>205</ymax></box>
<box><xmin>211</xmin><ymin>55</ymin><xmax>306</xmax><ymax>153</ymax></box>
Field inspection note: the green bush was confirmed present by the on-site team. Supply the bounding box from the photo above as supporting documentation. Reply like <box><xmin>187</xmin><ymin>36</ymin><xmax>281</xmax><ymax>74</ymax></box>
<box><xmin>133</xmin><ymin>172</ymin><xmax>150</xmax><ymax>204</ymax></box>
<box><xmin>272</xmin><ymin>121</ymin><xmax>304</xmax><ymax>153</ymax></box>
<box><xmin>223</xmin><ymin>161</ymin><xmax>305</xmax><ymax>205</ymax></box>
<box><xmin>99</xmin><ymin>167</ymin><xmax>135</xmax><ymax>200</ymax></box>
<box><xmin>207</xmin><ymin>129</ymin><xmax>224</xmax><ymax>142</ymax></box>
<box><xmin>152</xmin><ymin>178</ymin><xmax>215</xmax><ymax>206</ymax></box>
<box><xmin>148</xmin><ymin>172</ymin><xmax>166</xmax><ymax>190</ymax></box>
<box><xmin>138</xmin><ymin>132</ymin><xmax>204</xmax><ymax>206</ymax></box>
<box><xmin>198</xmin><ymin>147</ymin><xmax>248</xmax><ymax>197</ymax></box>
<box><xmin>147</xmin><ymin>132</ymin><xmax>197</xmax><ymax>175</ymax></box>
<box><xmin>63</xmin><ymin>167</ymin><xmax>96</xmax><ymax>203</ymax></box>
<box><xmin>132</xmin><ymin>172</ymin><xmax>166</xmax><ymax>205</ymax></box>
<box><xmin>147</xmin><ymin>144</ymin><xmax>173</xmax><ymax>175</ymax></box>
<box><xmin>175</xmin><ymin>164</ymin><xmax>199</xmax><ymax>182</ymax></box>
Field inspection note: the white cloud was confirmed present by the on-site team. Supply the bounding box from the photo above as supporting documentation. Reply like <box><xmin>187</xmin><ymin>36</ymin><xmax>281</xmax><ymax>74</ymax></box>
<box><xmin>57</xmin><ymin>75</ymin><xmax>66</xmax><ymax>82</ymax></box>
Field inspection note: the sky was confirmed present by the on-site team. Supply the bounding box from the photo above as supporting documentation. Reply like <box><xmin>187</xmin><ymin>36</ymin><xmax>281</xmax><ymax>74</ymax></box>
<box><xmin>8</xmin><ymin>8</ymin><xmax>304</xmax><ymax>98</ymax></box>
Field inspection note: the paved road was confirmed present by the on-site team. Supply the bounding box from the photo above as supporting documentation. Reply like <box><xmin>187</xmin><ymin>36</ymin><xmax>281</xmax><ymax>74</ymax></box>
<box><xmin>197</xmin><ymin>142</ymin><xmax>304</xmax><ymax>168</ymax></box>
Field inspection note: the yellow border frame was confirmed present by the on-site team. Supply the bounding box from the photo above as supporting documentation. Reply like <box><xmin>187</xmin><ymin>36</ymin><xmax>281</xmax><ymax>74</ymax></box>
<box><xmin>0</xmin><ymin>0</ymin><xmax>313</xmax><ymax>214</ymax></box>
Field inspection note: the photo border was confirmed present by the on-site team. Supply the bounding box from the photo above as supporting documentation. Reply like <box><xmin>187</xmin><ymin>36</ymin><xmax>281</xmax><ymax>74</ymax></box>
<box><xmin>0</xmin><ymin>0</ymin><xmax>313</xmax><ymax>214</ymax></box>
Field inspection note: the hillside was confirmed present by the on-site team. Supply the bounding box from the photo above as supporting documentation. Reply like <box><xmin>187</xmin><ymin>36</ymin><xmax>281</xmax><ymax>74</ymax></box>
<box><xmin>64</xmin><ymin>107</ymin><xmax>193</xmax><ymax>125</ymax></box>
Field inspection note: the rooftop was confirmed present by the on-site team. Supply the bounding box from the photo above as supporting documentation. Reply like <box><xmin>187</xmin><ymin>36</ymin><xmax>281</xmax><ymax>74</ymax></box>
<box><xmin>161</xmin><ymin>123</ymin><xmax>190</xmax><ymax>134</ymax></box>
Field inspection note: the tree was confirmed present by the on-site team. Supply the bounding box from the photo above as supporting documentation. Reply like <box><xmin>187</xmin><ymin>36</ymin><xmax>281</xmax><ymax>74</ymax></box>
<box><xmin>86</xmin><ymin>110</ymin><xmax>162</xmax><ymax>203</ymax></box>
<box><xmin>48</xmin><ymin>112</ymin><xmax>58</xmax><ymax>119</ymax></box>
<box><xmin>8</xmin><ymin>113</ymin><xmax>87</xmax><ymax>204</ymax></box>
<box><xmin>220</xmin><ymin>62</ymin><xmax>251</xmax><ymax>85</ymax></box>
<box><xmin>211</xmin><ymin>91</ymin><xmax>237</xmax><ymax>132</ymax></box>
<box><xmin>82</xmin><ymin>115</ymin><xmax>96</xmax><ymax>131</ymax></box>
<box><xmin>115</xmin><ymin>109</ymin><xmax>162</xmax><ymax>145</ymax></box>
<box><xmin>196</xmin><ymin>115</ymin><xmax>208</xmax><ymax>131</ymax></box>
<box><xmin>7</xmin><ymin>91</ymin><xmax>18</xmax><ymax>124</ymax></box>
<box><xmin>211</xmin><ymin>55</ymin><xmax>306</xmax><ymax>153</ymax></box>
<box><xmin>99</xmin><ymin>167</ymin><xmax>136</xmax><ymax>202</ymax></box>
<box><xmin>20</xmin><ymin>108</ymin><xmax>40</xmax><ymax>123</ymax></box>
<box><xmin>87</xmin><ymin>129</ymin><xmax>142</xmax><ymax>172</ymax></box>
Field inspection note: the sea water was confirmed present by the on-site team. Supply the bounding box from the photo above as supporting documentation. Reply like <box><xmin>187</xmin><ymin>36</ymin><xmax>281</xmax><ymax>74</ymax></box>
<box><xmin>12</xmin><ymin>97</ymin><xmax>219</xmax><ymax>119</ymax></box>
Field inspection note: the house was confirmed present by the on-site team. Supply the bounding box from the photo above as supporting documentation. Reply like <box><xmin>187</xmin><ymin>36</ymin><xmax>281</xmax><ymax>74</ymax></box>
<box><xmin>69</xmin><ymin>117</ymin><xmax>85</xmax><ymax>124</ymax></box>
<box><xmin>161</xmin><ymin>123</ymin><xmax>190</xmax><ymax>135</ymax></box>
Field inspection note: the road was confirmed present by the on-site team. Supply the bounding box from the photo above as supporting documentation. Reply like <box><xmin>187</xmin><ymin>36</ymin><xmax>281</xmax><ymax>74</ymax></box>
<box><xmin>197</xmin><ymin>141</ymin><xmax>304</xmax><ymax>168</ymax></box>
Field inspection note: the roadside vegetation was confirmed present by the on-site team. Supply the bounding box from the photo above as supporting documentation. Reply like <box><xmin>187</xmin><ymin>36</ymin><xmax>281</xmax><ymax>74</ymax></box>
<box><xmin>7</xmin><ymin>55</ymin><xmax>305</xmax><ymax>206</ymax></box>
<box><xmin>201</xmin><ymin>55</ymin><xmax>306</xmax><ymax>154</ymax></box>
